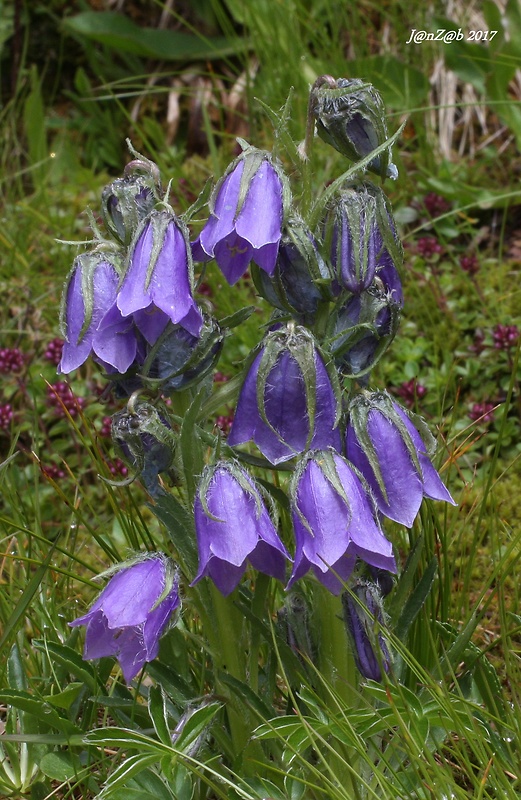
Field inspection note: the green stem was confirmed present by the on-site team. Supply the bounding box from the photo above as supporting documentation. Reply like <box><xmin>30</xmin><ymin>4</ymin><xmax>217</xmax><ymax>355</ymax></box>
<box><xmin>248</xmin><ymin>572</ymin><xmax>271</xmax><ymax>694</ymax></box>
<box><xmin>314</xmin><ymin>585</ymin><xmax>360</xmax><ymax>795</ymax></box>
<box><xmin>204</xmin><ymin>584</ymin><xmax>264</xmax><ymax>771</ymax></box>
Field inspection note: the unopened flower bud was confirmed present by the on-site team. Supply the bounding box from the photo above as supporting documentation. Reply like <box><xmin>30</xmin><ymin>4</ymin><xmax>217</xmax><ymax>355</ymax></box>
<box><xmin>252</xmin><ymin>219</ymin><xmax>332</xmax><ymax>321</ymax></box>
<box><xmin>144</xmin><ymin>315</ymin><xmax>224</xmax><ymax>394</ymax></box>
<box><xmin>342</xmin><ymin>581</ymin><xmax>392</xmax><ymax>682</ymax></box>
<box><xmin>111</xmin><ymin>401</ymin><xmax>176</xmax><ymax>495</ymax></box>
<box><xmin>323</xmin><ymin>182</ymin><xmax>403</xmax><ymax>295</ymax></box>
<box><xmin>329</xmin><ymin>286</ymin><xmax>401</xmax><ymax>379</ymax></box>
<box><xmin>101</xmin><ymin>157</ymin><xmax>161</xmax><ymax>246</ymax></box>
<box><xmin>310</xmin><ymin>76</ymin><xmax>398</xmax><ymax>180</ymax></box>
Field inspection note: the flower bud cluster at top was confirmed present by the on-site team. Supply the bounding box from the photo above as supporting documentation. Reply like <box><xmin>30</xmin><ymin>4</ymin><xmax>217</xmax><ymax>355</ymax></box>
<box><xmin>64</xmin><ymin>78</ymin><xmax>455</xmax><ymax>682</ymax></box>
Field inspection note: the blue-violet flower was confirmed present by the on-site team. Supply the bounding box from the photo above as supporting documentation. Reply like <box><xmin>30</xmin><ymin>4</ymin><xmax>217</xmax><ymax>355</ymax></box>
<box><xmin>192</xmin><ymin>461</ymin><xmax>291</xmax><ymax>595</ymax></box>
<box><xmin>192</xmin><ymin>147</ymin><xmax>287</xmax><ymax>285</ymax></box>
<box><xmin>69</xmin><ymin>555</ymin><xmax>180</xmax><ymax>683</ymax></box>
<box><xmin>287</xmin><ymin>449</ymin><xmax>396</xmax><ymax>594</ymax></box>
<box><xmin>346</xmin><ymin>391</ymin><xmax>455</xmax><ymax>527</ymax></box>
<box><xmin>228</xmin><ymin>326</ymin><xmax>341</xmax><ymax>465</ymax></box>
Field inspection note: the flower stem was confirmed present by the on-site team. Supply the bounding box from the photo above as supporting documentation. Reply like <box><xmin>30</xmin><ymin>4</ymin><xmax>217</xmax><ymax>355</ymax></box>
<box><xmin>206</xmin><ymin>584</ymin><xmax>263</xmax><ymax>770</ymax></box>
<box><xmin>314</xmin><ymin>585</ymin><xmax>360</xmax><ymax>793</ymax></box>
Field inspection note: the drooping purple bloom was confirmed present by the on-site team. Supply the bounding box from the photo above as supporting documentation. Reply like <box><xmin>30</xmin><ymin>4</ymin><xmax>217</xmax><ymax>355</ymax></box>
<box><xmin>192</xmin><ymin>149</ymin><xmax>285</xmax><ymax>285</ymax></box>
<box><xmin>192</xmin><ymin>462</ymin><xmax>291</xmax><ymax>596</ymax></box>
<box><xmin>117</xmin><ymin>210</ymin><xmax>203</xmax><ymax>337</ymax></box>
<box><xmin>346</xmin><ymin>391</ymin><xmax>455</xmax><ymax>527</ymax></box>
<box><xmin>342</xmin><ymin>582</ymin><xmax>392</xmax><ymax>681</ymax></box>
<box><xmin>59</xmin><ymin>253</ymin><xmax>138</xmax><ymax>374</ymax></box>
<box><xmin>287</xmin><ymin>450</ymin><xmax>396</xmax><ymax>594</ymax></box>
<box><xmin>228</xmin><ymin>327</ymin><xmax>341</xmax><ymax>465</ymax></box>
<box><xmin>69</xmin><ymin>555</ymin><xmax>180</xmax><ymax>683</ymax></box>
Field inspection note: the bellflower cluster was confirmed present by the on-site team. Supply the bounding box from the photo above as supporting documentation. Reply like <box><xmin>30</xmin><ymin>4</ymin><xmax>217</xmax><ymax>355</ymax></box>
<box><xmin>64</xmin><ymin>77</ymin><xmax>456</xmax><ymax>687</ymax></box>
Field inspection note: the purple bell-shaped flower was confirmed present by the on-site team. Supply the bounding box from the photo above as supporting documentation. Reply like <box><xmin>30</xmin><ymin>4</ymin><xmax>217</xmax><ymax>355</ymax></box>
<box><xmin>192</xmin><ymin>147</ymin><xmax>287</xmax><ymax>285</ymax></box>
<box><xmin>192</xmin><ymin>461</ymin><xmax>291</xmax><ymax>596</ymax></box>
<box><xmin>287</xmin><ymin>449</ymin><xmax>396</xmax><ymax>594</ymax></box>
<box><xmin>70</xmin><ymin>554</ymin><xmax>180</xmax><ymax>683</ymax></box>
<box><xmin>228</xmin><ymin>325</ymin><xmax>342</xmax><ymax>465</ymax></box>
<box><xmin>117</xmin><ymin>209</ymin><xmax>203</xmax><ymax>337</ymax></box>
<box><xmin>59</xmin><ymin>252</ymin><xmax>138</xmax><ymax>374</ymax></box>
<box><xmin>346</xmin><ymin>391</ymin><xmax>456</xmax><ymax>527</ymax></box>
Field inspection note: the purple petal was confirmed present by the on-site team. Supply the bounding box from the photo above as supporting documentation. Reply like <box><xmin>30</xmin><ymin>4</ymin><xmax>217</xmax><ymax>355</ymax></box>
<box><xmin>206</xmin><ymin>559</ymin><xmax>245</xmax><ymax>596</ymax></box>
<box><xmin>213</xmin><ymin>234</ymin><xmax>254</xmax><ymax>284</ymax></box>
<box><xmin>235</xmin><ymin>161</ymin><xmax>283</xmax><ymax>250</ymax></box>
<box><xmin>312</xmin><ymin>551</ymin><xmax>357</xmax><ymax>594</ymax></box>
<box><xmin>96</xmin><ymin>559</ymin><xmax>165</xmax><ymax>629</ymax></box>
<box><xmin>142</xmin><ymin>584</ymin><xmax>180</xmax><ymax>658</ymax></box>
<box><xmin>248</xmin><ymin>539</ymin><xmax>288</xmax><ymax>582</ymax></box>
<box><xmin>113</xmin><ymin>627</ymin><xmax>148</xmax><ymax>683</ymax></box>
<box><xmin>229</xmin><ymin>349</ymin><xmax>339</xmax><ymax>465</ymax></box>
<box><xmin>394</xmin><ymin>406</ymin><xmax>455</xmax><ymax>505</ymax></box>
<box><xmin>60</xmin><ymin>262</ymin><xmax>119</xmax><ymax>373</ymax></box>
<box><xmin>252</xmin><ymin>241</ymin><xmax>280</xmax><ymax>276</ymax></box>
<box><xmin>191</xmin><ymin>236</ymin><xmax>212</xmax><ymax>263</ymax></box>
<box><xmin>92</xmin><ymin>304</ymin><xmax>138</xmax><ymax>373</ymax></box>
<box><xmin>346</xmin><ymin>416</ymin><xmax>424</xmax><ymax>527</ymax></box>
<box><xmin>82</xmin><ymin>613</ymin><xmax>119</xmax><ymax>660</ymax></box>
<box><xmin>133</xmin><ymin>305</ymin><xmax>171</xmax><ymax>345</ymax></box>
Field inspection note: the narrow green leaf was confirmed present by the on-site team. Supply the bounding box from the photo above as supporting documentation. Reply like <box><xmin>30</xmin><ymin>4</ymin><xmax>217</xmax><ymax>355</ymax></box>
<box><xmin>31</xmin><ymin>640</ymin><xmax>100</xmax><ymax>693</ymax></box>
<box><xmin>0</xmin><ymin>690</ymin><xmax>81</xmax><ymax>736</ymax></box>
<box><xmin>148</xmin><ymin>686</ymin><xmax>172</xmax><ymax>747</ymax></box>
<box><xmin>179</xmin><ymin>389</ymin><xmax>206</xmax><ymax>503</ymax></box>
<box><xmin>152</xmin><ymin>494</ymin><xmax>198</xmax><ymax>578</ymax></box>
<box><xmin>98</xmin><ymin>753</ymin><xmax>162</xmax><ymax>798</ymax></box>
<box><xmin>394</xmin><ymin>557</ymin><xmax>437</xmax><ymax>641</ymax></box>
<box><xmin>172</xmin><ymin>701</ymin><xmax>222</xmax><ymax>753</ymax></box>
<box><xmin>63</xmin><ymin>12</ymin><xmax>246</xmax><ymax>60</ymax></box>
<box><xmin>0</xmin><ymin>544</ymin><xmax>57</xmax><ymax>652</ymax></box>
<box><xmin>388</xmin><ymin>533</ymin><xmax>424</xmax><ymax>621</ymax></box>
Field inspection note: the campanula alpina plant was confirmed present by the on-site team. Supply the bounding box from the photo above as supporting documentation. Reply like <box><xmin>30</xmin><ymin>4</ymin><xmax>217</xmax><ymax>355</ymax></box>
<box><xmin>228</xmin><ymin>325</ymin><xmax>342</xmax><ymax>464</ymax></box>
<box><xmin>287</xmin><ymin>449</ymin><xmax>396</xmax><ymax>594</ymax></box>
<box><xmin>346</xmin><ymin>390</ymin><xmax>455</xmax><ymax>527</ymax></box>
<box><xmin>49</xmin><ymin>72</ymin><xmax>464</xmax><ymax>797</ymax></box>
<box><xmin>192</xmin><ymin>461</ymin><xmax>291</xmax><ymax>595</ymax></box>
<box><xmin>191</xmin><ymin>144</ymin><xmax>289</xmax><ymax>285</ymax></box>
<box><xmin>69</xmin><ymin>554</ymin><xmax>180</xmax><ymax>683</ymax></box>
